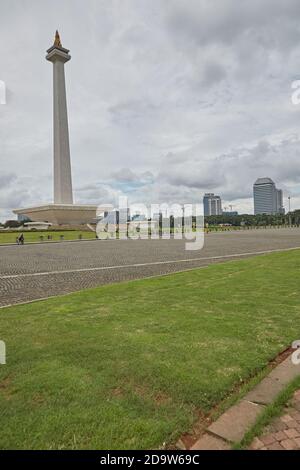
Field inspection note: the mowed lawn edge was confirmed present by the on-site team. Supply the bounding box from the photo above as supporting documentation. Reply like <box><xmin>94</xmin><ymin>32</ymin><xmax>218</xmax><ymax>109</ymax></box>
<box><xmin>0</xmin><ymin>230</ymin><xmax>96</xmax><ymax>244</ymax></box>
<box><xmin>1</xmin><ymin>250</ymin><xmax>300</xmax><ymax>449</ymax></box>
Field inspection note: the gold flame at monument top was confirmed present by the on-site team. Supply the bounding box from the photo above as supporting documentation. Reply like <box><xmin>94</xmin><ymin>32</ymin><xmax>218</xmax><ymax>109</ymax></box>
<box><xmin>54</xmin><ymin>30</ymin><xmax>62</xmax><ymax>48</ymax></box>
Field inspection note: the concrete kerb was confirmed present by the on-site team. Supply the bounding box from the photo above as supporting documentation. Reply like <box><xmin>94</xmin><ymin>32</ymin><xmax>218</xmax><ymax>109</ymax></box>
<box><xmin>189</xmin><ymin>354</ymin><xmax>300</xmax><ymax>450</ymax></box>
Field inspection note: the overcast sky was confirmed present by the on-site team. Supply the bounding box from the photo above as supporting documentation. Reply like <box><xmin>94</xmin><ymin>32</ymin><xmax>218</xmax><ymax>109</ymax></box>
<box><xmin>1</xmin><ymin>0</ymin><xmax>300</xmax><ymax>221</ymax></box>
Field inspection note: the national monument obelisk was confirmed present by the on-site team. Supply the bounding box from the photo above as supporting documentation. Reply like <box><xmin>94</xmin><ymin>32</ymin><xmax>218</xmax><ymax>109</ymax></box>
<box><xmin>14</xmin><ymin>32</ymin><xmax>97</xmax><ymax>225</ymax></box>
<box><xmin>47</xmin><ymin>31</ymin><xmax>73</xmax><ymax>205</ymax></box>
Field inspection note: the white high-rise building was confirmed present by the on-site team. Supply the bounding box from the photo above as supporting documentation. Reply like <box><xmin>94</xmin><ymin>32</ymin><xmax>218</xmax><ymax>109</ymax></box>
<box><xmin>253</xmin><ymin>178</ymin><xmax>285</xmax><ymax>215</ymax></box>
<box><xmin>203</xmin><ymin>193</ymin><xmax>222</xmax><ymax>216</ymax></box>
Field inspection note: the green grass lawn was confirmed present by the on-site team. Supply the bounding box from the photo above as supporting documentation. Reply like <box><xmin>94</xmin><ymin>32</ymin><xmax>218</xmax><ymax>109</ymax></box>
<box><xmin>1</xmin><ymin>250</ymin><xmax>300</xmax><ymax>449</ymax></box>
<box><xmin>0</xmin><ymin>230</ymin><xmax>96</xmax><ymax>244</ymax></box>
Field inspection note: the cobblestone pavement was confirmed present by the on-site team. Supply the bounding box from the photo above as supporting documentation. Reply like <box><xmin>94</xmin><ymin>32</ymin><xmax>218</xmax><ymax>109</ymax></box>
<box><xmin>249</xmin><ymin>389</ymin><xmax>300</xmax><ymax>450</ymax></box>
<box><xmin>0</xmin><ymin>228</ymin><xmax>299</xmax><ymax>307</ymax></box>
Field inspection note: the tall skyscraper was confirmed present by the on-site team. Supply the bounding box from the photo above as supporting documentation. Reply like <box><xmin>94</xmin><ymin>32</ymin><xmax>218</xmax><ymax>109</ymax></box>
<box><xmin>203</xmin><ymin>193</ymin><xmax>222</xmax><ymax>216</ymax></box>
<box><xmin>276</xmin><ymin>189</ymin><xmax>284</xmax><ymax>214</ymax></box>
<box><xmin>253</xmin><ymin>178</ymin><xmax>285</xmax><ymax>215</ymax></box>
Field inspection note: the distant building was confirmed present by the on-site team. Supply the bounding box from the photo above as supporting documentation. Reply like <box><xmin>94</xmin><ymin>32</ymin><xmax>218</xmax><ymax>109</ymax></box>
<box><xmin>276</xmin><ymin>189</ymin><xmax>284</xmax><ymax>214</ymax></box>
<box><xmin>98</xmin><ymin>208</ymin><xmax>130</xmax><ymax>225</ymax></box>
<box><xmin>253</xmin><ymin>178</ymin><xmax>285</xmax><ymax>215</ymax></box>
<box><xmin>223</xmin><ymin>211</ymin><xmax>238</xmax><ymax>216</ymax></box>
<box><xmin>17</xmin><ymin>214</ymin><xmax>31</xmax><ymax>223</ymax></box>
<box><xmin>203</xmin><ymin>193</ymin><xmax>222</xmax><ymax>216</ymax></box>
<box><xmin>24</xmin><ymin>222</ymin><xmax>52</xmax><ymax>230</ymax></box>
<box><xmin>131</xmin><ymin>213</ymin><xmax>147</xmax><ymax>222</ymax></box>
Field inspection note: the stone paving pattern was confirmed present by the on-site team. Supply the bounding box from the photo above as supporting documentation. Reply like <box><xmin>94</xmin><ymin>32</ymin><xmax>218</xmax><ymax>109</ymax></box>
<box><xmin>0</xmin><ymin>228</ymin><xmax>300</xmax><ymax>307</ymax></box>
<box><xmin>249</xmin><ymin>389</ymin><xmax>300</xmax><ymax>450</ymax></box>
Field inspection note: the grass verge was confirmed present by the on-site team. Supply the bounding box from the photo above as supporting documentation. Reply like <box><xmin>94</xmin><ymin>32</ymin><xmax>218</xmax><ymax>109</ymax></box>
<box><xmin>1</xmin><ymin>250</ymin><xmax>300</xmax><ymax>449</ymax></box>
<box><xmin>0</xmin><ymin>230</ymin><xmax>96</xmax><ymax>245</ymax></box>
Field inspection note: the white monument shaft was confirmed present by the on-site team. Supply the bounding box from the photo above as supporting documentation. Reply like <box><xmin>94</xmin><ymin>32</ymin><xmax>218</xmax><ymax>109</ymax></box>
<box><xmin>13</xmin><ymin>32</ymin><xmax>98</xmax><ymax>225</ymax></box>
<box><xmin>46</xmin><ymin>32</ymin><xmax>73</xmax><ymax>204</ymax></box>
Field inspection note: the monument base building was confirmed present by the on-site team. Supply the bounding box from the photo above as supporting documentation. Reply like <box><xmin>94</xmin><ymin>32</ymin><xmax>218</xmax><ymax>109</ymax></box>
<box><xmin>14</xmin><ymin>204</ymin><xmax>98</xmax><ymax>226</ymax></box>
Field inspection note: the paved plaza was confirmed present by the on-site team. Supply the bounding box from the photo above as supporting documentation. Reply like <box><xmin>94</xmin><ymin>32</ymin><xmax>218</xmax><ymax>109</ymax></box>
<box><xmin>0</xmin><ymin>228</ymin><xmax>300</xmax><ymax>307</ymax></box>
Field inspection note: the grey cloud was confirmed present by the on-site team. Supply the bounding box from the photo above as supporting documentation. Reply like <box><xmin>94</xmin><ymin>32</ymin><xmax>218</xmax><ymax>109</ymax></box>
<box><xmin>1</xmin><ymin>1</ymin><xmax>300</xmax><ymax>221</ymax></box>
<box><xmin>202</xmin><ymin>62</ymin><xmax>227</xmax><ymax>87</ymax></box>
<box><xmin>0</xmin><ymin>191</ymin><xmax>28</xmax><ymax>210</ymax></box>
<box><xmin>112</xmin><ymin>168</ymin><xmax>140</xmax><ymax>182</ymax></box>
<box><xmin>0</xmin><ymin>173</ymin><xmax>17</xmax><ymax>188</ymax></box>
<box><xmin>111</xmin><ymin>168</ymin><xmax>154</xmax><ymax>183</ymax></box>
<box><xmin>165</xmin><ymin>0</ymin><xmax>300</xmax><ymax>50</ymax></box>
<box><xmin>164</xmin><ymin>0</ymin><xmax>300</xmax><ymax>90</ymax></box>
<box><xmin>158</xmin><ymin>137</ymin><xmax>300</xmax><ymax>204</ymax></box>
<box><xmin>0</xmin><ymin>180</ymin><xmax>36</xmax><ymax>210</ymax></box>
